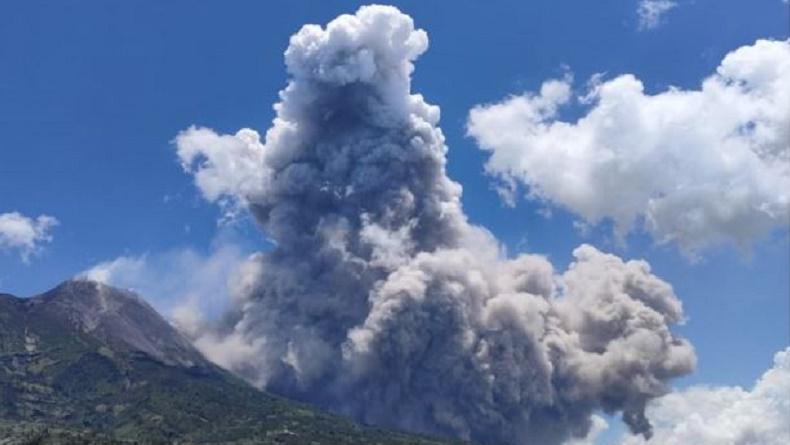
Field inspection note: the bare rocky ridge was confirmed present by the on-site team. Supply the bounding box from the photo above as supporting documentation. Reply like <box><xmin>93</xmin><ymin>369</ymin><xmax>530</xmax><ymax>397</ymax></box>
<box><xmin>30</xmin><ymin>279</ymin><xmax>207</xmax><ymax>368</ymax></box>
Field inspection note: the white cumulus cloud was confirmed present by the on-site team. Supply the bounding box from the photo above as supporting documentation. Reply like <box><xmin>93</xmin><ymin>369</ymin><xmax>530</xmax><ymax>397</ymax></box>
<box><xmin>622</xmin><ymin>347</ymin><xmax>790</xmax><ymax>445</ymax></box>
<box><xmin>0</xmin><ymin>211</ymin><xmax>59</xmax><ymax>262</ymax></box>
<box><xmin>175</xmin><ymin>126</ymin><xmax>268</xmax><ymax>219</ymax></box>
<box><xmin>468</xmin><ymin>39</ymin><xmax>790</xmax><ymax>256</ymax></box>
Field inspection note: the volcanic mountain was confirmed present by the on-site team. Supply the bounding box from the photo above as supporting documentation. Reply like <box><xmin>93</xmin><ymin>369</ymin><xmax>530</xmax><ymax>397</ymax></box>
<box><xmin>0</xmin><ymin>279</ymin><xmax>462</xmax><ymax>444</ymax></box>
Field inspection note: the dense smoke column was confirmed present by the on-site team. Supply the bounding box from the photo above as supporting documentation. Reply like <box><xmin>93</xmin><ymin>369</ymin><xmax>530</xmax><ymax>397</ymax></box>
<box><xmin>235</xmin><ymin>4</ymin><xmax>474</xmax><ymax>398</ymax></box>
<box><xmin>177</xmin><ymin>5</ymin><xmax>695</xmax><ymax>444</ymax></box>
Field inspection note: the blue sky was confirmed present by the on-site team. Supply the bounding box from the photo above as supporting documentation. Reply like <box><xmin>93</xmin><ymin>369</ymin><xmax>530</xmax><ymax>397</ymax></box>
<box><xmin>1</xmin><ymin>1</ymin><xmax>788</xmax><ymax>441</ymax></box>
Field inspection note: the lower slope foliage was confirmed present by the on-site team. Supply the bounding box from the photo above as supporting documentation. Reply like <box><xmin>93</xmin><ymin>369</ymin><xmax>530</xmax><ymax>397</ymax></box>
<box><xmin>0</xmin><ymin>283</ymin><xmax>462</xmax><ymax>445</ymax></box>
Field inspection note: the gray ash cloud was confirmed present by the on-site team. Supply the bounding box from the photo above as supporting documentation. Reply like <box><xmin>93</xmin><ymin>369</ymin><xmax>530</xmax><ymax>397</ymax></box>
<box><xmin>175</xmin><ymin>5</ymin><xmax>695</xmax><ymax>444</ymax></box>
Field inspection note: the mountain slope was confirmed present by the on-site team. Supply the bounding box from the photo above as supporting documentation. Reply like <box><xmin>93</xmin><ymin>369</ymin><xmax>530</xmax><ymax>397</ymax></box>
<box><xmin>0</xmin><ymin>280</ymin><xmax>462</xmax><ymax>444</ymax></box>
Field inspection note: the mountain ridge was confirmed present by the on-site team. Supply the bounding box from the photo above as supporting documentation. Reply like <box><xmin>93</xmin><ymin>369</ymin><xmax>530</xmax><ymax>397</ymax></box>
<box><xmin>30</xmin><ymin>279</ymin><xmax>207</xmax><ymax>368</ymax></box>
<box><xmin>0</xmin><ymin>279</ymin><xmax>464</xmax><ymax>445</ymax></box>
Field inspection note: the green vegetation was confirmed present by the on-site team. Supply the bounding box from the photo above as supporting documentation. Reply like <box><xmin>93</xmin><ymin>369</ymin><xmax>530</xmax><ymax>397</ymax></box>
<box><xmin>0</xmin><ymin>289</ymin><xmax>463</xmax><ymax>445</ymax></box>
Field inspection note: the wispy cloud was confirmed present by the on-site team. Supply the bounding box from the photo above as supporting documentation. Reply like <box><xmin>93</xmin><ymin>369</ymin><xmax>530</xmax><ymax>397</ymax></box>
<box><xmin>0</xmin><ymin>211</ymin><xmax>58</xmax><ymax>263</ymax></box>
<box><xmin>80</xmin><ymin>240</ymin><xmax>253</xmax><ymax>334</ymax></box>
<box><xmin>637</xmin><ymin>0</ymin><xmax>678</xmax><ymax>30</ymax></box>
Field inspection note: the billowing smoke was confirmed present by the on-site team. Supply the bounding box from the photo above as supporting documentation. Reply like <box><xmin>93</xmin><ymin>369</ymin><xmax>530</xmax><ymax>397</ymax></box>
<box><xmin>176</xmin><ymin>5</ymin><xmax>695</xmax><ymax>444</ymax></box>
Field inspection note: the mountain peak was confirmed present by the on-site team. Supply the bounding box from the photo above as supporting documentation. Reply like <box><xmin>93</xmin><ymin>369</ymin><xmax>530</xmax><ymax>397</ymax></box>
<box><xmin>31</xmin><ymin>279</ymin><xmax>207</xmax><ymax>368</ymax></box>
<box><xmin>36</xmin><ymin>279</ymin><xmax>151</xmax><ymax>312</ymax></box>
<box><xmin>1</xmin><ymin>280</ymin><xmax>456</xmax><ymax>444</ymax></box>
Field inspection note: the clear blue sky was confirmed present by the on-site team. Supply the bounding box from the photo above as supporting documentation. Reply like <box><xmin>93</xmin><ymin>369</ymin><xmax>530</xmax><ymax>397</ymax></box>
<box><xmin>1</xmin><ymin>0</ymin><xmax>787</xmax><ymax>409</ymax></box>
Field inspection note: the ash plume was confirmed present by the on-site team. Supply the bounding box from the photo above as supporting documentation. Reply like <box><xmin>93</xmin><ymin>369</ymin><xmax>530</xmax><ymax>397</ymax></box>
<box><xmin>176</xmin><ymin>5</ymin><xmax>695</xmax><ymax>444</ymax></box>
